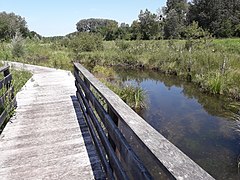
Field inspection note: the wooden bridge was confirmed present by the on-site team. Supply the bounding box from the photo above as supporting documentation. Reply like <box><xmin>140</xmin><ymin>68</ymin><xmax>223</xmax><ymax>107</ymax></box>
<box><xmin>0</xmin><ymin>62</ymin><xmax>214</xmax><ymax>180</ymax></box>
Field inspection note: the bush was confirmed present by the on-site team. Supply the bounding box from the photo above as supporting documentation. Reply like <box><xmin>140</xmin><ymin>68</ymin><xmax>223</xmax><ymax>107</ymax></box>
<box><xmin>11</xmin><ymin>32</ymin><xmax>25</xmax><ymax>58</ymax></box>
<box><xmin>69</xmin><ymin>32</ymin><xmax>103</xmax><ymax>54</ymax></box>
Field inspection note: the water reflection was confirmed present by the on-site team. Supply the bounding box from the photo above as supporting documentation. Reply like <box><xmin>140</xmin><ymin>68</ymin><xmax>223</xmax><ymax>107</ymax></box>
<box><xmin>115</xmin><ymin>68</ymin><xmax>240</xmax><ymax>180</ymax></box>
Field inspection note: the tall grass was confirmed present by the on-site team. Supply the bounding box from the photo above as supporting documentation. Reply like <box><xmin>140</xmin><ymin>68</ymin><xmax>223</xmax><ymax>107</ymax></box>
<box><xmin>92</xmin><ymin>65</ymin><xmax>147</xmax><ymax>110</ymax></box>
<box><xmin>0</xmin><ymin>68</ymin><xmax>32</xmax><ymax>133</ymax></box>
<box><xmin>12</xmin><ymin>69</ymin><xmax>32</xmax><ymax>94</ymax></box>
<box><xmin>0</xmin><ymin>37</ymin><xmax>239</xmax><ymax>100</ymax></box>
<box><xmin>79</xmin><ymin>39</ymin><xmax>240</xmax><ymax>100</ymax></box>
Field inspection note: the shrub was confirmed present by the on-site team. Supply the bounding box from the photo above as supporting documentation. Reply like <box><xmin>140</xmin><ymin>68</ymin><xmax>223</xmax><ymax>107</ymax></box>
<box><xmin>69</xmin><ymin>32</ymin><xmax>103</xmax><ymax>54</ymax></box>
<box><xmin>11</xmin><ymin>31</ymin><xmax>25</xmax><ymax>58</ymax></box>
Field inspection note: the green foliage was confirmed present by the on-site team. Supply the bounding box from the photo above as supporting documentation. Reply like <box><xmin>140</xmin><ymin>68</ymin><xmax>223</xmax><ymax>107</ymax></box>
<box><xmin>69</xmin><ymin>32</ymin><xmax>103</xmax><ymax>54</ymax></box>
<box><xmin>76</xmin><ymin>18</ymin><xmax>119</xmax><ymax>40</ymax></box>
<box><xmin>92</xmin><ymin>65</ymin><xmax>115</xmax><ymax>78</ymax></box>
<box><xmin>92</xmin><ymin>65</ymin><xmax>147</xmax><ymax>110</ymax></box>
<box><xmin>76</xmin><ymin>18</ymin><xmax>118</xmax><ymax>32</ymax></box>
<box><xmin>0</xmin><ymin>11</ymin><xmax>29</xmax><ymax>41</ymax></box>
<box><xmin>207</xmin><ymin>73</ymin><xmax>223</xmax><ymax>94</ymax></box>
<box><xmin>115</xmin><ymin>40</ymin><xmax>130</xmax><ymax>50</ymax></box>
<box><xmin>105</xmin><ymin>81</ymin><xmax>147</xmax><ymax>110</ymax></box>
<box><xmin>164</xmin><ymin>9</ymin><xmax>183</xmax><ymax>39</ymax></box>
<box><xmin>11</xmin><ymin>31</ymin><xmax>25</xmax><ymax>58</ymax></box>
<box><xmin>187</xmin><ymin>0</ymin><xmax>240</xmax><ymax>38</ymax></box>
<box><xmin>12</xmin><ymin>69</ymin><xmax>32</xmax><ymax>95</ymax></box>
<box><xmin>234</xmin><ymin>24</ymin><xmax>240</xmax><ymax>37</ymax></box>
<box><xmin>0</xmin><ymin>42</ymin><xmax>12</xmax><ymax>60</ymax></box>
<box><xmin>163</xmin><ymin>0</ymin><xmax>188</xmax><ymax>39</ymax></box>
<box><xmin>0</xmin><ymin>67</ymin><xmax>32</xmax><ymax>132</ymax></box>
<box><xmin>115</xmin><ymin>23</ymin><xmax>131</xmax><ymax>40</ymax></box>
<box><xmin>78</xmin><ymin>39</ymin><xmax>240</xmax><ymax>99</ymax></box>
<box><xmin>184</xmin><ymin>21</ymin><xmax>209</xmax><ymax>39</ymax></box>
<box><xmin>138</xmin><ymin>9</ymin><xmax>163</xmax><ymax>40</ymax></box>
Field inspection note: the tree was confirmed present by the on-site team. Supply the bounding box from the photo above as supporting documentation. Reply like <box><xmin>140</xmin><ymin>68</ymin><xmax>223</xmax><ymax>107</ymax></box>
<box><xmin>187</xmin><ymin>0</ymin><xmax>240</xmax><ymax>37</ymax></box>
<box><xmin>97</xmin><ymin>20</ymin><xmax>118</xmax><ymax>40</ymax></box>
<box><xmin>138</xmin><ymin>9</ymin><xmax>162</xmax><ymax>40</ymax></box>
<box><xmin>11</xmin><ymin>31</ymin><xmax>25</xmax><ymax>58</ymax></box>
<box><xmin>115</xmin><ymin>23</ymin><xmax>131</xmax><ymax>40</ymax></box>
<box><xmin>130</xmin><ymin>20</ymin><xmax>141</xmax><ymax>40</ymax></box>
<box><xmin>0</xmin><ymin>12</ymin><xmax>29</xmax><ymax>41</ymax></box>
<box><xmin>69</xmin><ymin>32</ymin><xmax>103</xmax><ymax>53</ymax></box>
<box><xmin>163</xmin><ymin>0</ymin><xmax>188</xmax><ymax>38</ymax></box>
<box><xmin>76</xmin><ymin>18</ymin><xmax>118</xmax><ymax>40</ymax></box>
<box><xmin>164</xmin><ymin>9</ymin><xmax>183</xmax><ymax>38</ymax></box>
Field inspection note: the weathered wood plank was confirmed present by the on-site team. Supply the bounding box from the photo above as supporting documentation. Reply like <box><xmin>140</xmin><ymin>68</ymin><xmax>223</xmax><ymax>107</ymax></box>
<box><xmin>0</xmin><ymin>62</ymin><xmax>102</xmax><ymax>180</ymax></box>
<box><xmin>74</xmin><ymin>62</ymin><xmax>214</xmax><ymax>180</ymax></box>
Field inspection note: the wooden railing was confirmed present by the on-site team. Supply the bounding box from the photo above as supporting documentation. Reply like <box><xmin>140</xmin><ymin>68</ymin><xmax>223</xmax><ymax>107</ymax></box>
<box><xmin>74</xmin><ymin>62</ymin><xmax>214</xmax><ymax>180</ymax></box>
<box><xmin>0</xmin><ymin>65</ymin><xmax>16</xmax><ymax>130</ymax></box>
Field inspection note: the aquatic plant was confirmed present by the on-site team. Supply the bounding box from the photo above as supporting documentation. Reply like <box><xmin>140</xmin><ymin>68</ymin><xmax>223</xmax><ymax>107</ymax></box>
<box><xmin>92</xmin><ymin>65</ymin><xmax>115</xmax><ymax>78</ymax></box>
<box><xmin>92</xmin><ymin>65</ymin><xmax>147</xmax><ymax>110</ymax></box>
<box><xmin>107</xmin><ymin>83</ymin><xmax>147</xmax><ymax>110</ymax></box>
<box><xmin>207</xmin><ymin>73</ymin><xmax>223</xmax><ymax>94</ymax></box>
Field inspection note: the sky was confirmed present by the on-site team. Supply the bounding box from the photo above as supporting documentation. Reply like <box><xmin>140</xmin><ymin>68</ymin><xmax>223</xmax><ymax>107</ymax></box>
<box><xmin>0</xmin><ymin>0</ymin><xmax>166</xmax><ymax>37</ymax></box>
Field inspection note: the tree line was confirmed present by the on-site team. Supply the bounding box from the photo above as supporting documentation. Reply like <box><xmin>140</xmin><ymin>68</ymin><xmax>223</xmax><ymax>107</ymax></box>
<box><xmin>76</xmin><ymin>0</ymin><xmax>240</xmax><ymax>40</ymax></box>
<box><xmin>0</xmin><ymin>0</ymin><xmax>240</xmax><ymax>41</ymax></box>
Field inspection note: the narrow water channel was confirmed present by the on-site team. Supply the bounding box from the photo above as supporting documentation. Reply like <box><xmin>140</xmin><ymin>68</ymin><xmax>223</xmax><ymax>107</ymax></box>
<box><xmin>115</xmin><ymin>68</ymin><xmax>240</xmax><ymax>180</ymax></box>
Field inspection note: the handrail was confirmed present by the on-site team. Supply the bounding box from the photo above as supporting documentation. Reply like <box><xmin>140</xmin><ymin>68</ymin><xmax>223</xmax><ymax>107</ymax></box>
<box><xmin>0</xmin><ymin>65</ymin><xmax>16</xmax><ymax>131</ymax></box>
<box><xmin>73</xmin><ymin>62</ymin><xmax>214</xmax><ymax>180</ymax></box>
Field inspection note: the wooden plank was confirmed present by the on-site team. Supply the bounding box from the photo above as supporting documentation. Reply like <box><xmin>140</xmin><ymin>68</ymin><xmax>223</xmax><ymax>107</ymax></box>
<box><xmin>0</xmin><ymin>62</ymin><xmax>97</xmax><ymax>180</ymax></box>
<box><xmin>74</xmin><ymin>62</ymin><xmax>214</xmax><ymax>180</ymax></box>
<box><xmin>75</xmin><ymin>72</ymin><xmax>152</xmax><ymax>180</ymax></box>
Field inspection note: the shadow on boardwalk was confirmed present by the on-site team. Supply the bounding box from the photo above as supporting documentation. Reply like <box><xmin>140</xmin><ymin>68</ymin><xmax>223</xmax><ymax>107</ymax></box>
<box><xmin>71</xmin><ymin>96</ymin><xmax>106</xmax><ymax>180</ymax></box>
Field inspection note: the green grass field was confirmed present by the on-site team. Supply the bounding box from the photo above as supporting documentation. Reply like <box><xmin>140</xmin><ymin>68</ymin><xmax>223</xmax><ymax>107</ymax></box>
<box><xmin>0</xmin><ymin>38</ymin><xmax>239</xmax><ymax>100</ymax></box>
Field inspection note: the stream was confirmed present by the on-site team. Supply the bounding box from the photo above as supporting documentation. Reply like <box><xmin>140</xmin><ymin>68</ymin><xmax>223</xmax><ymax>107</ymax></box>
<box><xmin>115</xmin><ymin>68</ymin><xmax>240</xmax><ymax>180</ymax></box>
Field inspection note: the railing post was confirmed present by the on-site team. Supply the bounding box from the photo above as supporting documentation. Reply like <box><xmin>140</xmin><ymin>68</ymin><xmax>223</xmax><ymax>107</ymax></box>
<box><xmin>107</xmin><ymin>105</ymin><xmax>120</xmax><ymax>177</ymax></box>
<box><xmin>3</xmin><ymin>68</ymin><xmax>10</xmax><ymax>89</ymax></box>
<box><xmin>107</xmin><ymin>106</ymin><xmax>118</xmax><ymax>151</ymax></box>
<box><xmin>74</xmin><ymin>65</ymin><xmax>80</xmax><ymax>99</ymax></box>
<box><xmin>84</xmin><ymin>77</ymin><xmax>90</xmax><ymax>101</ymax></box>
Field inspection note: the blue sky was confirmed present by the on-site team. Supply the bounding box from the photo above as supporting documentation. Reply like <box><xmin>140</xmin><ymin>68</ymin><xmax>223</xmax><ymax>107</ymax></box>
<box><xmin>0</xmin><ymin>0</ymin><xmax>166</xmax><ymax>37</ymax></box>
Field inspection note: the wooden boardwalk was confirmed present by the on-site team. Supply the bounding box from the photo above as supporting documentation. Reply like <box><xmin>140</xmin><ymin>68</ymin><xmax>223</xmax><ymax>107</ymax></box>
<box><xmin>0</xmin><ymin>63</ymin><xmax>104</xmax><ymax>180</ymax></box>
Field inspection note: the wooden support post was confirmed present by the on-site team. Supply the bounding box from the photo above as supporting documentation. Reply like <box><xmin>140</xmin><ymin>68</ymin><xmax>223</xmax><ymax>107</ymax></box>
<box><xmin>3</xmin><ymin>68</ymin><xmax>10</xmax><ymax>89</ymax></box>
<box><xmin>84</xmin><ymin>77</ymin><xmax>90</xmax><ymax>102</ymax></box>
<box><xmin>107</xmin><ymin>105</ymin><xmax>119</xmax><ymax>178</ymax></box>
<box><xmin>107</xmin><ymin>105</ymin><xmax>118</xmax><ymax>151</ymax></box>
